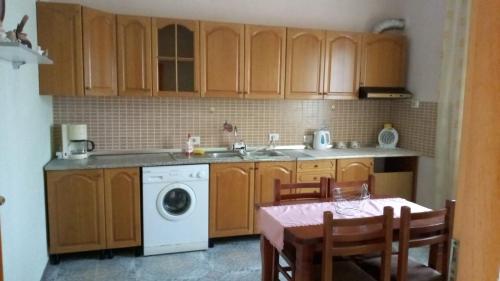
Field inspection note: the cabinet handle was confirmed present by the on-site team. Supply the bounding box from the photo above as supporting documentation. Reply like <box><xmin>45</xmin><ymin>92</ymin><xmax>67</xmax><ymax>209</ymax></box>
<box><xmin>314</xmin><ymin>165</ymin><xmax>318</xmax><ymax>168</ymax></box>
<box><xmin>0</xmin><ymin>196</ymin><xmax>5</xmax><ymax>206</ymax></box>
<box><xmin>85</xmin><ymin>86</ymin><xmax>91</xmax><ymax>90</ymax></box>
<box><xmin>313</xmin><ymin>177</ymin><xmax>317</xmax><ymax>180</ymax></box>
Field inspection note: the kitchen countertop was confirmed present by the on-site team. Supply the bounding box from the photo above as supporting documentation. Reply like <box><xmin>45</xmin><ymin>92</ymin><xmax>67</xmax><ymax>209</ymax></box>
<box><xmin>44</xmin><ymin>147</ymin><xmax>421</xmax><ymax>171</ymax></box>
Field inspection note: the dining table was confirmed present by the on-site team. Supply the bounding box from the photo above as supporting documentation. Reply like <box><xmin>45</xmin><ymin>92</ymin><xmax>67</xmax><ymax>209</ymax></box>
<box><xmin>258</xmin><ymin>197</ymin><xmax>444</xmax><ymax>281</ymax></box>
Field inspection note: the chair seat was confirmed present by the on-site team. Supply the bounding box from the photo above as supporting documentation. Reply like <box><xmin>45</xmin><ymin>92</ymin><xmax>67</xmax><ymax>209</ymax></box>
<box><xmin>357</xmin><ymin>255</ymin><xmax>444</xmax><ymax>281</ymax></box>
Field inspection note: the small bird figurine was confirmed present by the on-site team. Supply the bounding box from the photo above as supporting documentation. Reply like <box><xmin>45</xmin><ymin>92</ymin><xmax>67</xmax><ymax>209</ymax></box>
<box><xmin>15</xmin><ymin>15</ymin><xmax>32</xmax><ymax>48</ymax></box>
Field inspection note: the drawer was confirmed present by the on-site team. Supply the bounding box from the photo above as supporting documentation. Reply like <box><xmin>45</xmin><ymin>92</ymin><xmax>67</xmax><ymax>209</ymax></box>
<box><xmin>297</xmin><ymin>160</ymin><xmax>336</xmax><ymax>172</ymax></box>
<box><xmin>296</xmin><ymin>172</ymin><xmax>336</xmax><ymax>183</ymax></box>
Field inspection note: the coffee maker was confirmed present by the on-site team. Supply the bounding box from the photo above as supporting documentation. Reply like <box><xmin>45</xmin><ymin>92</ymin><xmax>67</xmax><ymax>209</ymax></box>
<box><xmin>57</xmin><ymin>124</ymin><xmax>95</xmax><ymax>160</ymax></box>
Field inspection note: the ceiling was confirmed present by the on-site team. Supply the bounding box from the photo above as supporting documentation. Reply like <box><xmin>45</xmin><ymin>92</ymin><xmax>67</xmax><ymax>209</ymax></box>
<box><xmin>40</xmin><ymin>0</ymin><xmax>403</xmax><ymax>32</ymax></box>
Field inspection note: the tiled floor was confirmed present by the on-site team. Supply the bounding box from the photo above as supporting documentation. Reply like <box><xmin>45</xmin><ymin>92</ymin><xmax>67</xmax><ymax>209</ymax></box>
<box><xmin>42</xmin><ymin>237</ymin><xmax>429</xmax><ymax>281</ymax></box>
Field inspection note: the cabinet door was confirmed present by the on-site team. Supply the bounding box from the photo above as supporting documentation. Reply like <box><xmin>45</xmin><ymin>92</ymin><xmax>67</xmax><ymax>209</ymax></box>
<box><xmin>83</xmin><ymin>7</ymin><xmax>117</xmax><ymax>96</ymax></box>
<box><xmin>324</xmin><ymin>32</ymin><xmax>361</xmax><ymax>99</ymax></box>
<box><xmin>336</xmin><ymin>158</ymin><xmax>374</xmax><ymax>182</ymax></box>
<box><xmin>104</xmin><ymin>168</ymin><xmax>141</xmax><ymax>249</ymax></box>
<box><xmin>209</xmin><ymin>163</ymin><xmax>254</xmax><ymax>237</ymax></box>
<box><xmin>201</xmin><ymin>22</ymin><xmax>245</xmax><ymax>98</ymax></box>
<box><xmin>360</xmin><ymin>34</ymin><xmax>407</xmax><ymax>87</ymax></box>
<box><xmin>244</xmin><ymin>25</ymin><xmax>286</xmax><ymax>99</ymax></box>
<box><xmin>285</xmin><ymin>28</ymin><xmax>325</xmax><ymax>99</ymax></box>
<box><xmin>46</xmin><ymin>170</ymin><xmax>106</xmax><ymax>254</ymax></box>
<box><xmin>37</xmin><ymin>2</ymin><xmax>84</xmax><ymax>96</ymax></box>
<box><xmin>153</xmin><ymin>19</ymin><xmax>200</xmax><ymax>97</ymax></box>
<box><xmin>254</xmin><ymin>162</ymin><xmax>296</xmax><ymax>233</ymax></box>
<box><xmin>117</xmin><ymin>15</ymin><xmax>152</xmax><ymax>97</ymax></box>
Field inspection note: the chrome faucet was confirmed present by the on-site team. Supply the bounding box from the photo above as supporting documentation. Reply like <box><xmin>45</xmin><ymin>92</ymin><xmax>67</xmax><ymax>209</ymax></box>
<box><xmin>231</xmin><ymin>126</ymin><xmax>247</xmax><ymax>153</ymax></box>
<box><xmin>268</xmin><ymin>135</ymin><xmax>277</xmax><ymax>150</ymax></box>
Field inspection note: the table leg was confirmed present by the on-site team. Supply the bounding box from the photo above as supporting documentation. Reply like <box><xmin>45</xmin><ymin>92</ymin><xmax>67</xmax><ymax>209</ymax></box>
<box><xmin>261</xmin><ymin>235</ymin><xmax>274</xmax><ymax>281</ymax></box>
<box><xmin>294</xmin><ymin>244</ymin><xmax>315</xmax><ymax>281</ymax></box>
<box><xmin>429</xmin><ymin>244</ymin><xmax>443</xmax><ymax>271</ymax></box>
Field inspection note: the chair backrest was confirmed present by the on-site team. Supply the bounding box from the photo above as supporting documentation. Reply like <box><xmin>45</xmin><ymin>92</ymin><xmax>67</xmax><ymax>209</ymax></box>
<box><xmin>273</xmin><ymin>177</ymin><xmax>329</xmax><ymax>203</ymax></box>
<box><xmin>397</xmin><ymin>200</ymin><xmax>456</xmax><ymax>281</ymax></box>
<box><xmin>330</xmin><ymin>175</ymin><xmax>375</xmax><ymax>198</ymax></box>
<box><xmin>322</xmin><ymin>206</ymin><xmax>394</xmax><ymax>281</ymax></box>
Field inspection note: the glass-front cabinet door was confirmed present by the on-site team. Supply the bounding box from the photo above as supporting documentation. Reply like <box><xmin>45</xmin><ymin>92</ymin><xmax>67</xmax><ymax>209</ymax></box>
<box><xmin>152</xmin><ymin>19</ymin><xmax>200</xmax><ymax>96</ymax></box>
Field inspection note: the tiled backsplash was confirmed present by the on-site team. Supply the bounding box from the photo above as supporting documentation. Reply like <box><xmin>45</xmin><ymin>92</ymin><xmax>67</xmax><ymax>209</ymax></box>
<box><xmin>391</xmin><ymin>100</ymin><xmax>437</xmax><ymax>157</ymax></box>
<box><xmin>52</xmin><ymin>97</ymin><xmax>437</xmax><ymax>157</ymax></box>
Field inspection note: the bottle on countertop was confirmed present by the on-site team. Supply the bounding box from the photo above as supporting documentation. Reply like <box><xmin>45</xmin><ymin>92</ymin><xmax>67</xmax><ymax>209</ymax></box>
<box><xmin>184</xmin><ymin>133</ymin><xmax>194</xmax><ymax>156</ymax></box>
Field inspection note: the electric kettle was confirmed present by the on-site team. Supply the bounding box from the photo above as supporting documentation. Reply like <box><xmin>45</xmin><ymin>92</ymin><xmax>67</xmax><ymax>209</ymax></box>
<box><xmin>313</xmin><ymin>129</ymin><xmax>332</xmax><ymax>150</ymax></box>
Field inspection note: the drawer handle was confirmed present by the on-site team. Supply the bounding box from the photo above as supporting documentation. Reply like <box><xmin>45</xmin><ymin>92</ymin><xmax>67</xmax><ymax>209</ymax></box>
<box><xmin>313</xmin><ymin>177</ymin><xmax>317</xmax><ymax>180</ymax></box>
<box><xmin>314</xmin><ymin>165</ymin><xmax>318</xmax><ymax>168</ymax></box>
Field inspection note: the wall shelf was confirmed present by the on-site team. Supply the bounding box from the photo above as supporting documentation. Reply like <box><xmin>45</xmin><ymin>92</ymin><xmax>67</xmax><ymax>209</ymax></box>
<box><xmin>0</xmin><ymin>41</ymin><xmax>53</xmax><ymax>69</ymax></box>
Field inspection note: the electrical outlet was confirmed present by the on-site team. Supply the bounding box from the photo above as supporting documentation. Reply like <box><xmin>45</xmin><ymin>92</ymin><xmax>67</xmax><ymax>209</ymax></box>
<box><xmin>269</xmin><ymin>133</ymin><xmax>280</xmax><ymax>142</ymax></box>
<box><xmin>189</xmin><ymin>136</ymin><xmax>201</xmax><ymax>145</ymax></box>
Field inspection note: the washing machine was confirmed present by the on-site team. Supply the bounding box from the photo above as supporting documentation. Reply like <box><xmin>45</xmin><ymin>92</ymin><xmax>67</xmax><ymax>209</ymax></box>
<box><xmin>142</xmin><ymin>164</ymin><xmax>209</xmax><ymax>256</ymax></box>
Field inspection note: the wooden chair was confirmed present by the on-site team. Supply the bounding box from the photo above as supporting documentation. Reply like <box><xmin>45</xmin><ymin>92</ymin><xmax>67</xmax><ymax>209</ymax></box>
<box><xmin>273</xmin><ymin>177</ymin><xmax>330</xmax><ymax>280</ymax></box>
<box><xmin>274</xmin><ymin>177</ymin><xmax>329</xmax><ymax>203</ymax></box>
<box><xmin>322</xmin><ymin>206</ymin><xmax>394</xmax><ymax>281</ymax></box>
<box><xmin>329</xmin><ymin>175</ymin><xmax>375</xmax><ymax>198</ymax></box>
<box><xmin>357</xmin><ymin>200</ymin><xmax>456</xmax><ymax>281</ymax></box>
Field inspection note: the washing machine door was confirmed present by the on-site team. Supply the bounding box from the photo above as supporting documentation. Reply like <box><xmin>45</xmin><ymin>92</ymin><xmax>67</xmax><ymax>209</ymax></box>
<box><xmin>156</xmin><ymin>183</ymin><xmax>197</xmax><ymax>221</ymax></box>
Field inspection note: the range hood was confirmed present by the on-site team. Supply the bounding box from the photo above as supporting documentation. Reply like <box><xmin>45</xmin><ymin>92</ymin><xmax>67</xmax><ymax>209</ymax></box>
<box><xmin>359</xmin><ymin>87</ymin><xmax>413</xmax><ymax>99</ymax></box>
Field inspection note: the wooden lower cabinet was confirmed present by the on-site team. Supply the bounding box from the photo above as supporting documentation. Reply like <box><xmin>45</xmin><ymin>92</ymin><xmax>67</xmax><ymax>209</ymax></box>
<box><xmin>46</xmin><ymin>168</ymin><xmax>141</xmax><ymax>254</ymax></box>
<box><xmin>296</xmin><ymin>159</ymin><xmax>336</xmax><ymax>183</ymax></box>
<box><xmin>253</xmin><ymin>162</ymin><xmax>296</xmax><ymax>233</ymax></box>
<box><xmin>46</xmin><ymin>170</ymin><xmax>107</xmax><ymax>254</ymax></box>
<box><xmin>104</xmin><ymin>168</ymin><xmax>142</xmax><ymax>249</ymax></box>
<box><xmin>336</xmin><ymin>158</ymin><xmax>373</xmax><ymax>182</ymax></box>
<box><xmin>209</xmin><ymin>163</ymin><xmax>255</xmax><ymax>238</ymax></box>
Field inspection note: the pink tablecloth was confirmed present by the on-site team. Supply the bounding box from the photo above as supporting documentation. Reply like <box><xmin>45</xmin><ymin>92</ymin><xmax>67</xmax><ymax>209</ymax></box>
<box><xmin>258</xmin><ymin>198</ymin><xmax>431</xmax><ymax>252</ymax></box>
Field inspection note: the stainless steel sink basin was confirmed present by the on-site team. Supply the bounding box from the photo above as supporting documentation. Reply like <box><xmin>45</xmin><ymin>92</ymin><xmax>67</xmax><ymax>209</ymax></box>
<box><xmin>171</xmin><ymin>151</ymin><xmax>242</xmax><ymax>160</ymax></box>
<box><xmin>244</xmin><ymin>150</ymin><xmax>287</xmax><ymax>159</ymax></box>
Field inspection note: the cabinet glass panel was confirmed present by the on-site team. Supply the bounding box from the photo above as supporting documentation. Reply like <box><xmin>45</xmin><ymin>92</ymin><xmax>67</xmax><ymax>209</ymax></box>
<box><xmin>158</xmin><ymin>60</ymin><xmax>176</xmax><ymax>91</ymax></box>
<box><xmin>177</xmin><ymin>25</ymin><xmax>194</xmax><ymax>58</ymax></box>
<box><xmin>178</xmin><ymin>61</ymin><xmax>195</xmax><ymax>92</ymax></box>
<box><xmin>157</xmin><ymin>24</ymin><xmax>175</xmax><ymax>58</ymax></box>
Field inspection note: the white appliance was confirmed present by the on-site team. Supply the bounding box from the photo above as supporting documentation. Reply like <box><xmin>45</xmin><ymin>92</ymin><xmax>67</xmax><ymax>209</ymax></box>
<box><xmin>57</xmin><ymin>124</ymin><xmax>95</xmax><ymax>159</ymax></box>
<box><xmin>143</xmin><ymin>165</ymin><xmax>209</xmax><ymax>256</ymax></box>
<box><xmin>378</xmin><ymin>123</ymin><xmax>399</xmax><ymax>148</ymax></box>
<box><xmin>313</xmin><ymin>129</ymin><xmax>332</xmax><ymax>150</ymax></box>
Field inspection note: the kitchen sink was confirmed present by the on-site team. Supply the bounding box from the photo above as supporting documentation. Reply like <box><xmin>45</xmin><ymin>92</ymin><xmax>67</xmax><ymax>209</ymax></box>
<box><xmin>171</xmin><ymin>151</ymin><xmax>242</xmax><ymax>160</ymax></box>
<box><xmin>243</xmin><ymin>150</ymin><xmax>287</xmax><ymax>159</ymax></box>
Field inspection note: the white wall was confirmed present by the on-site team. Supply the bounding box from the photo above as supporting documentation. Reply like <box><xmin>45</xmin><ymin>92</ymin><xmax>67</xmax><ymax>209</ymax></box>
<box><xmin>0</xmin><ymin>0</ymin><xmax>53</xmax><ymax>280</ymax></box>
<box><xmin>399</xmin><ymin>0</ymin><xmax>446</xmax><ymax>208</ymax></box>
<box><xmin>400</xmin><ymin>0</ymin><xmax>446</xmax><ymax>103</ymax></box>
<box><xmin>44</xmin><ymin>0</ymin><xmax>402</xmax><ymax>31</ymax></box>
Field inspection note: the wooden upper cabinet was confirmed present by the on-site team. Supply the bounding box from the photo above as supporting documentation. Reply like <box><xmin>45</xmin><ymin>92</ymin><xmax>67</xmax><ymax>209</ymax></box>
<box><xmin>37</xmin><ymin>2</ymin><xmax>84</xmax><ymax>96</ymax></box>
<box><xmin>46</xmin><ymin>170</ymin><xmax>106</xmax><ymax>254</ymax></box>
<box><xmin>117</xmin><ymin>15</ymin><xmax>152</xmax><ymax>97</ymax></box>
<box><xmin>285</xmin><ymin>28</ymin><xmax>325</xmax><ymax>99</ymax></box>
<box><xmin>324</xmin><ymin>32</ymin><xmax>361</xmax><ymax>99</ymax></box>
<box><xmin>153</xmin><ymin>19</ymin><xmax>200</xmax><ymax>97</ymax></box>
<box><xmin>201</xmin><ymin>22</ymin><xmax>245</xmax><ymax>98</ymax></box>
<box><xmin>104</xmin><ymin>168</ymin><xmax>141</xmax><ymax>248</ymax></box>
<box><xmin>336</xmin><ymin>158</ymin><xmax>374</xmax><ymax>182</ymax></box>
<box><xmin>209</xmin><ymin>162</ymin><xmax>254</xmax><ymax>238</ymax></box>
<box><xmin>244</xmin><ymin>25</ymin><xmax>286</xmax><ymax>99</ymax></box>
<box><xmin>83</xmin><ymin>7</ymin><xmax>117</xmax><ymax>96</ymax></box>
<box><xmin>360</xmin><ymin>33</ymin><xmax>407</xmax><ymax>87</ymax></box>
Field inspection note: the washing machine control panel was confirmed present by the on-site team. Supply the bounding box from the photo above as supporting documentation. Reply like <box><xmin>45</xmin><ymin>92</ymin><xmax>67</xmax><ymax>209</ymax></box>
<box><xmin>143</xmin><ymin>165</ymin><xmax>209</xmax><ymax>183</ymax></box>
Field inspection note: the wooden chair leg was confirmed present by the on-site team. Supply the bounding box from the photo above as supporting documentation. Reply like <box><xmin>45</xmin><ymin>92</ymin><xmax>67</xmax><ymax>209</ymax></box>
<box><xmin>273</xmin><ymin>249</ymin><xmax>280</xmax><ymax>281</ymax></box>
